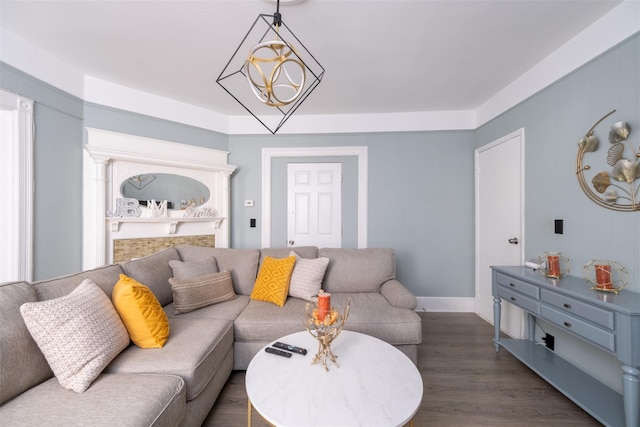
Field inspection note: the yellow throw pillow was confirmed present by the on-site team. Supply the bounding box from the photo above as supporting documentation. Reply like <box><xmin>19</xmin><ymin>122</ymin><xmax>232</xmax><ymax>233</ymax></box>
<box><xmin>112</xmin><ymin>274</ymin><xmax>169</xmax><ymax>348</ymax></box>
<box><xmin>250</xmin><ymin>256</ymin><xmax>296</xmax><ymax>307</ymax></box>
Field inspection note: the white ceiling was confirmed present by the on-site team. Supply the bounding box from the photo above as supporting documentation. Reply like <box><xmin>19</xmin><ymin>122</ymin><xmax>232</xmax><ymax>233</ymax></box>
<box><xmin>0</xmin><ymin>0</ymin><xmax>622</xmax><ymax>118</ymax></box>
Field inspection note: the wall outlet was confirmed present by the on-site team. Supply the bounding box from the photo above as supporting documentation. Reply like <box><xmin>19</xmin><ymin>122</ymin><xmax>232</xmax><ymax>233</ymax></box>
<box><xmin>543</xmin><ymin>333</ymin><xmax>555</xmax><ymax>351</ymax></box>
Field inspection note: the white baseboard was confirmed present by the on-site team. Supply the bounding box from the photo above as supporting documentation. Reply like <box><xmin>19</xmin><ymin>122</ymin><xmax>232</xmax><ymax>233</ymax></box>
<box><xmin>415</xmin><ymin>297</ymin><xmax>476</xmax><ymax>313</ymax></box>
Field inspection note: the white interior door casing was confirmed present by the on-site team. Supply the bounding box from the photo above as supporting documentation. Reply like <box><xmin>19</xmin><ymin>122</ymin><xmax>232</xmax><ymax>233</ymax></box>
<box><xmin>287</xmin><ymin>163</ymin><xmax>342</xmax><ymax>248</ymax></box>
<box><xmin>475</xmin><ymin>129</ymin><xmax>525</xmax><ymax>338</ymax></box>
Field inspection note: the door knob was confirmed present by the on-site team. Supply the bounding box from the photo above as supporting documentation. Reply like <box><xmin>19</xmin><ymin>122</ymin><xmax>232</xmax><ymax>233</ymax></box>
<box><xmin>288</xmin><ymin>240</ymin><xmax>295</xmax><ymax>246</ymax></box>
<box><xmin>508</xmin><ymin>238</ymin><xmax>519</xmax><ymax>244</ymax></box>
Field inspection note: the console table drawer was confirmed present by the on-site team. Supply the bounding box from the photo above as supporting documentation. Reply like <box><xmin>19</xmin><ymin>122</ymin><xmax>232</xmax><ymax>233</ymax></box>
<box><xmin>540</xmin><ymin>305</ymin><xmax>615</xmax><ymax>352</ymax></box>
<box><xmin>541</xmin><ymin>289</ymin><xmax>614</xmax><ymax>330</ymax></box>
<box><xmin>498</xmin><ymin>286</ymin><xmax>540</xmax><ymax>315</ymax></box>
<box><xmin>495</xmin><ymin>273</ymin><xmax>539</xmax><ymax>299</ymax></box>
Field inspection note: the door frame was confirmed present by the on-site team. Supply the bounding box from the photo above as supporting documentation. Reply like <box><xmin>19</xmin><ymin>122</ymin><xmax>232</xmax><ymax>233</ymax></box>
<box><xmin>474</xmin><ymin>128</ymin><xmax>525</xmax><ymax>321</ymax></box>
<box><xmin>262</xmin><ymin>146</ymin><xmax>367</xmax><ymax>248</ymax></box>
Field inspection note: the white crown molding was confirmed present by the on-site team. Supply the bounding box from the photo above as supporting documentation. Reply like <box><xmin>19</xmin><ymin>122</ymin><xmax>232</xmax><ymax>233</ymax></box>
<box><xmin>0</xmin><ymin>27</ymin><xmax>85</xmax><ymax>99</ymax></box>
<box><xmin>83</xmin><ymin>76</ymin><xmax>230</xmax><ymax>134</ymax></box>
<box><xmin>3</xmin><ymin>0</ymin><xmax>639</xmax><ymax>135</ymax></box>
<box><xmin>229</xmin><ymin>110</ymin><xmax>476</xmax><ymax>135</ymax></box>
<box><xmin>476</xmin><ymin>0</ymin><xmax>640</xmax><ymax>127</ymax></box>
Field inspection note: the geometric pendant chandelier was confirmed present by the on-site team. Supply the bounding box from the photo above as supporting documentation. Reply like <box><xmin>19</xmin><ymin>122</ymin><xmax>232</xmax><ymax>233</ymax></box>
<box><xmin>216</xmin><ymin>0</ymin><xmax>325</xmax><ymax>134</ymax></box>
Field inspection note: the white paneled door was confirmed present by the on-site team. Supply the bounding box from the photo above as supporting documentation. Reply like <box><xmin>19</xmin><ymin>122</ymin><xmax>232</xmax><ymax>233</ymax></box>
<box><xmin>287</xmin><ymin>163</ymin><xmax>342</xmax><ymax>248</ymax></box>
<box><xmin>475</xmin><ymin>129</ymin><xmax>525</xmax><ymax>338</ymax></box>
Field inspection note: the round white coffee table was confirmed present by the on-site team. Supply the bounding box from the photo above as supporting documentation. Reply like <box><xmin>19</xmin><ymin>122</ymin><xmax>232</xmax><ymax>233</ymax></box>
<box><xmin>246</xmin><ymin>330</ymin><xmax>423</xmax><ymax>427</ymax></box>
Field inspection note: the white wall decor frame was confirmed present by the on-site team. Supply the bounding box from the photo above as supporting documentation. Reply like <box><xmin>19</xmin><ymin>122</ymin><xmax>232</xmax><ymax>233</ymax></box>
<box><xmin>261</xmin><ymin>146</ymin><xmax>368</xmax><ymax>248</ymax></box>
<box><xmin>0</xmin><ymin>88</ymin><xmax>34</xmax><ymax>282</ymax></box>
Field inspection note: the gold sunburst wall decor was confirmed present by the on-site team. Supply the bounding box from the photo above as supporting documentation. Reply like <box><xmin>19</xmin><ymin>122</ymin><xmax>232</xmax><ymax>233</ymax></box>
<box><xmin>576</xmin><ymin>109</ymin><xmax>640</xmax><ymax>211</ymax></box>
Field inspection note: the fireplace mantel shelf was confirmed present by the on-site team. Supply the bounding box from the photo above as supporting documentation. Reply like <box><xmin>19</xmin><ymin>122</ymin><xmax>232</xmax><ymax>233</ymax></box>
<box><xmin>107</xmin><ymin>217</ymin><xmax>225</xmax><ymax>235</ymax></box>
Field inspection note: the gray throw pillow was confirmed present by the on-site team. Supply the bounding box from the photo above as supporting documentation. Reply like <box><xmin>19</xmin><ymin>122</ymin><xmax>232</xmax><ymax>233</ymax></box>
<box><xmin>168</xmin><ymin>270</ymin><xmax>236</xmax><ymax>314</ymax></box>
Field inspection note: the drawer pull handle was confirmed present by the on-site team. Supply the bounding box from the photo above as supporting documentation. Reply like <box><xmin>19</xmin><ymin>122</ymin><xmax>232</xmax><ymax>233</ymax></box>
<box><xmin>564</xmin><ymin>321</ymin><xmax>572</xmax><ymax>328</ymax></box>
<box><xmin>563</xmin><ymin>303</ymin><xmax>572</xmax><ymax>309</ymax></box>
<box><xmin>510</xmin><ymin>297</ymin><xmax>516</xmax><ymax>301</ymax></box>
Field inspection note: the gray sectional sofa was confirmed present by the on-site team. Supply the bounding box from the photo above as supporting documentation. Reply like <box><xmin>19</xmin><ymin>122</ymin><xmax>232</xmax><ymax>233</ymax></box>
<box><xmin>0</xmin><ymin>245</ymin><xmax>422</xmax><ymax>427</ymax></box>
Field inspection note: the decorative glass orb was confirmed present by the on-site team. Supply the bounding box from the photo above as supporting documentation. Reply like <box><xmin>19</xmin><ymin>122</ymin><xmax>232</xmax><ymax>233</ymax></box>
<box><xmin>244</xmin><ymin>40</ymin><xmax>306</xmax><ymax>107</ymax></box>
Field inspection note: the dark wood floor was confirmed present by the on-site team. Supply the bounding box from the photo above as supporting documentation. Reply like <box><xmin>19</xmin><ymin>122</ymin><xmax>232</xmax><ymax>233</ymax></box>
<box><xmin>203</xmin><ymin>312</ymin><xmax>601</xmax><ymax>426</ymax></box>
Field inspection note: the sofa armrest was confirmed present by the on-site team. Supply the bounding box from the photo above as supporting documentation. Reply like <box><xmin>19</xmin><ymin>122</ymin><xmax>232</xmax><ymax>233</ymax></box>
<box><xmin>380</xmin><ymin>279</ymin><xmax>417</xmax><ymax>310</ymax></box>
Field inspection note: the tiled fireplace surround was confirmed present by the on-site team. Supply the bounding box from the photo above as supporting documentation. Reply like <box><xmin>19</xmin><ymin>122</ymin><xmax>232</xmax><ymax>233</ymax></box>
<box><xmin>83</xmin><ymin>128</ymin><xmax>237</xmax><ymax>268</ymax></box>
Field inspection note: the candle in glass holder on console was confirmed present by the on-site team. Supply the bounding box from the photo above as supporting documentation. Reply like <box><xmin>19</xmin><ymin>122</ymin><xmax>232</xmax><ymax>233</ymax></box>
<box><xmin>317</xmin><ymin>291</ymin><xmax>331</xmax><ymax>323</ymax></box>
<box><xmin>547</xmin><ymin>254</ymin><xmax>560</xmax><ymax>278</ymax></box>
<box><xmin>595</xmin><ymin>264</ymin><xmax>612</xmax><ymax>289</ymax></box>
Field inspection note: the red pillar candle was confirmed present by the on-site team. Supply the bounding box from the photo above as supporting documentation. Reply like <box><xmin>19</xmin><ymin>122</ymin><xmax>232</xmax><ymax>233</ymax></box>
<box><xmin>595</xmin><ymin>264</ymin><xmax>612</xmax><ymax>289</ymax></box>
<box><xmin>547</xmin><ymin>255</ymin><xmax>560</xmax><ymax>278</ymax></box>
<box><xmin>317</xmin><ymin>292</ymin><xmax>331</xmax><ymax>323</ymax></box>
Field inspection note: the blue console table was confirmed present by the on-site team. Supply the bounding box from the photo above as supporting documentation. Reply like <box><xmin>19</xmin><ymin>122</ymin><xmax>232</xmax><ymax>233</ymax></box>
<box><xmin>491</xmin><ymin>266</ymin><xmax>640</xmax><ymax>427</ymax></box>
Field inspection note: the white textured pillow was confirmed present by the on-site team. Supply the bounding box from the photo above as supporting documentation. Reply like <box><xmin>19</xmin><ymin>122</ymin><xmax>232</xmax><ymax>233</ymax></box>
<box><xmin>20</xmin><ymin>279</ymin><xmax>130</xmax><ymax>393</ymax></box>
<box><xmin>288</xmin><ymin>251</ymin><xmax>330</xmax><ymax>301</ymax></box>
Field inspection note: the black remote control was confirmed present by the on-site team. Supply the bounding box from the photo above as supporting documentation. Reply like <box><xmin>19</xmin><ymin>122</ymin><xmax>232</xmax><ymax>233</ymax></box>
<box><xmin>265</xmin><ymin>347</ymin><xmax>292</xmax><ymax>358</ymax></box>
<box><xmin>273</xmin><ymin>341</ymin><xmax>308</xmax><ymax>355</ymax></box>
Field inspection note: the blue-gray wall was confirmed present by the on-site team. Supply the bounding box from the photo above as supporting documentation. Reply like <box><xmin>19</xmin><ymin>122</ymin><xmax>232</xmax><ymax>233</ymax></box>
<box><xmin>476</xmin><ymin>33</ymin><xmax>640</xmax><ymax>294</ymax></box>
<box><xmin>1</xmin><ymin>63</ymin><xmax>84</xmax><ymax>280</ymax></box>
<box><xmin>1</xmin><ymin>31</ymin><xmax>638</xmax><ymax>298</ymax></box>
<box><xmin>228</xmin><ymin>131</ymin><xmax>476</xmax><ymax>298</ymax></box>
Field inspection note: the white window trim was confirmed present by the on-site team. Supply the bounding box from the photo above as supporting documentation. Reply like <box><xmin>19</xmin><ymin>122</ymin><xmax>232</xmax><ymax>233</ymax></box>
<box><xmin>0</xmin><ymin>88</ymin><xmax>34</xmax><ymax>282</ymax></box>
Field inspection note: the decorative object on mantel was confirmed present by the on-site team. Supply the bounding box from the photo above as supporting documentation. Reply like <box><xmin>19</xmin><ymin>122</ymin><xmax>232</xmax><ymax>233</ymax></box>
<box><xmin>183</xmin><ymin>207</ymin><xmax>217</xmax><ymax>218</ymax></box>
<box><xmin>303</xmin><ymin>291</ymin><xmax>350</xmax><ymax>372</ymax></box>
<box><xmin>148</xmin><ymin>200</ymin><xmax>168</xmax><ymax>218</ymax></box>
<box><xmin>583</xmin><ymin>260</ymin><xmax>629</xmax><ymax>295</ymax></box>
<box><xmin>537</xmin><ymin>252</ymin><xmax>570</xmax><ymax>279</ymax></box>
<box><xmin>106</xmin><ymin>198</ymin><xmax>141</xmax><ymax>218</ymax></box>
<box><xmin>576</xmin><ymin>109</ymin><xmax>639</xmax><ymax>212</ymax></box>
<box><xmin>216</xmin><ymin>0</ymin><xmax>325</xmax><ymax>134</ymax></box>
<box><xmin>127</xmin><ymin>174</ymin><xmax>156</xmax><ymax>190</ymax></box>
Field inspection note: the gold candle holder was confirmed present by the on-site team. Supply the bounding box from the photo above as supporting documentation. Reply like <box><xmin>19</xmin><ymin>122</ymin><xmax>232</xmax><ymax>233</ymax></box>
<box><xmin>303</xmin><ymin>299</ymin><xmax>350</xmax><ymax>371</ymax></box>
<box><xmin>583</xmin><ymin>260</ymin><xmax>629</xmax><ymax>295</ymax></box>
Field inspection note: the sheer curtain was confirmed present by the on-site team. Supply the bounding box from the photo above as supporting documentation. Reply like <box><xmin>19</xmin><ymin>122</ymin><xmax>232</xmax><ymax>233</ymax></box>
<box><xmin>0</xmin><ymin>88</ymin><xmax>34</xmax><ymax>282</ymax></box>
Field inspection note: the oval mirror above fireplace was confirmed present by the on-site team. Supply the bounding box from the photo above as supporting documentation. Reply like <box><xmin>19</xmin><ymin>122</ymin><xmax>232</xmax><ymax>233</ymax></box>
<box><xmin>120</xmin><ymin>173</ymin><xmax>210</xmax><ymax>209</ymax></box>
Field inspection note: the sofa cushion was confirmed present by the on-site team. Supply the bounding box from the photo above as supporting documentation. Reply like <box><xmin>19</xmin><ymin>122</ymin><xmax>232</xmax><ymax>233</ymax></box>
<box><xmin>175</xmin><ymin>246</ymin><xmax>260</xmax><ymax>296</ymax></box>
<box><xmin>112</xmin><ymin>274</ymin><xmax>170</xmax><ymax>348</ymax></box>
<box><xmin>250</xmin><ymin>256</ymin><xmax>295</xmax><ymax>307</ymax></box>
<box><xmin>121</xmin><ymin>247</ymin><xmax>181</xmax><ymax>306</ymax></box>
<box><xmin>320</xmin><ymin>248</ymin><xmax>396</xmax><ymax>293</ymax></box>
<box><xmin>169</xmin><ymin>257</ymin><xmax>218</xmax><ymax>280</ymax></box>
<box><xmin>234</xmin><ymin>298</ymin><xmax>309</xmax><ymax>343</ymax></box>
<box><xmin>31</xmin><ymin>264</ymin><xmax>124</xmax><ymax>302</ymax></box>
<box><xmin>105</xmin><ymin>317</ymin><xmax>234</xmax><ymax>401</ymax></box>
<box><xmin>331</xmin><ymin>293</ymin><xmax>422</xmax><ymax>345</ymax></box>
<box><xmin>0</xmin><ymin>374</ymin><xmax>186</xmax><ymax>427</ymax></box>
<box><xmin>288</xmin><ymin>251</ymin><xmax>329</xmax><ymax>301</ymax></box>
<box><xmin>20</xmin><ymin>280</ymin><xmax>130</xmax><ymax>393</ymax></box>
<box><xmin>0</xmin><ymin>281</ymin><xmax>52</xmax><ymax>406</ymax></box>
<box><xmin>235</xmin><ymin>293</ymin><xmax>421</xmax><ymax>346</ymax></box>
<box><xmin>168</xmin><ymin>271</ymin><xmax>236</xmax><ymax>314</ymax></box>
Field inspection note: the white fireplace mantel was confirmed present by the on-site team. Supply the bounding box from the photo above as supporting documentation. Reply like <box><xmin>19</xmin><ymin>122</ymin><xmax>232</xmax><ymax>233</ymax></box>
<box><xmin>83</xmin><ymin>128</ymin><xmax>237</xmax><ymax>269</ymax></box>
